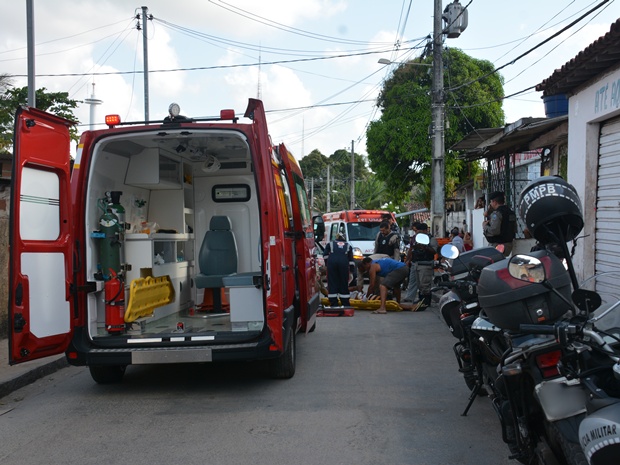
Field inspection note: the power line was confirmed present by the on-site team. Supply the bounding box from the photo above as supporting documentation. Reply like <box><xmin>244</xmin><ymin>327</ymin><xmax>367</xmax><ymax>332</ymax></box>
<box><xmin>9</xmin><ymin>46</ymin><xmax>420</xmax><ymax>78</ymax></box>
<box><xmin>445</xmin><ymin>0</ymin><xmax>612</xmax><ymax>93</ymax></box>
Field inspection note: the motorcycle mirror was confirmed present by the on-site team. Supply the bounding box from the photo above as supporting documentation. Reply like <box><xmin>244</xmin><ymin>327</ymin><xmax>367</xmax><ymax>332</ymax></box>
<box><xmin>571</xmin><ymin>288</ymin><xmax>602</xmax><ymax>313</ymax></box>
<box><xmin>508</xmin><ymin>254</ymin><xmax>546</xmax><ymax>283</ymax></box>
<box><xmin>440</xmin><ymin>243</ymin><xmax>459</xmax><ymax>260</ymax></box>
<box><xmin>415</xmin><ymin>233</ymin><xmax>430</xmax><ymax>246</ymax></box>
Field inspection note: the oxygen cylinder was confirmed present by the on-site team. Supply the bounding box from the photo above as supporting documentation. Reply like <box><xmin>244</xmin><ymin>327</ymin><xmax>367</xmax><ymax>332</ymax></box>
<box><xmin>98</xmin><ymin>208</ymin><xmax>122</xmax><ymax>279</ymax></box>
<box><xmin>107</xmin><ymin>191</ymin><xmax>126</xmax><ymax>266</ymax></box>
<box><xmin>107</xmin><ymin>191</ymin><xmax>126</xmax><ymax>229</ymax></box>
<box><xmin>105</xmin><ymin>271</ymin><xmax>125</xmax><ymax>333</ymax></box>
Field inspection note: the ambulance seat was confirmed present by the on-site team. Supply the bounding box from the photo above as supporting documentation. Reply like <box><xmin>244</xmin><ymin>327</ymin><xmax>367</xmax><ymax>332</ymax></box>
<box><xmin>195</xmin><ymin>215</ymin><xmax>237</xmax><ymax>289</ymax></box>
<box><xmin>194</xmin><ymin>216</ymin><xmax>262</xmax><ymax>311</ymax></box>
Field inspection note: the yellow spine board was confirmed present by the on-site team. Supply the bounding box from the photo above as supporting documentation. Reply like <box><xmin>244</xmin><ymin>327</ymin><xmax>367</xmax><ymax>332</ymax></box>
<box><xmin>125</xmin><ymin>276</ymin><xmax>176</xmax><ymax>323</ymax></box>
<box><xmin>320</xmin><ymin>297</ymin><xmax>403</xmax><ymax>312</ymax></box>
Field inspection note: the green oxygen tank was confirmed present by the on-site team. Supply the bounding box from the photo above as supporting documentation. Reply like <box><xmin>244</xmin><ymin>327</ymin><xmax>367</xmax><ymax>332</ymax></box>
<box><xmin>107</xmin><ymin>191</ymin><xmax>126</xmax><ymax>230</ymax></box>
<box><xmin>98</xmin><ymin>208</ymin><xmax>123</xmax><ymax>280</ymax></box>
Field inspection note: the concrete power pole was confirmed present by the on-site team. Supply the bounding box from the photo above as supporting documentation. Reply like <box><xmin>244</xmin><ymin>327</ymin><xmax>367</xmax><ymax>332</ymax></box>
<box><xmin>430</xmin><ymin>0</ymin><xmax>468</xmax><ymax>238</ymax></box>
<box><xmin>350</xmin><ymin>140</ymin><xmax>355</xmax><ymax>209</ymax></box>
<box><xmin>141</xmin><ymin>6</ymin><xmax>150</xmax><ymax>121</ymax></box>
<box><xmin>430</xmin><ymin>0</ymin><xmax>446</xmax><ymax>238</ymax></box>
<box><xmin>26</xmin><ymin>0</ymin><xmax>35</xmax><ymax>107</ymax></box>
<box><xmin>326</xmin><ymin>164</ymin><xmax>331</xmax><ymax>213</ymax></box>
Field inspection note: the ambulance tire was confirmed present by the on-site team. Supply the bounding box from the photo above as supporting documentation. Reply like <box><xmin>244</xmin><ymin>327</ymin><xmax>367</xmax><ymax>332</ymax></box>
<box><xmin>89</xmin><ymin>364</ymin><xmax>126</xmax><ymax>384</ymax></box>
<box><xmin>269</xmin><ymin>328</ymin><xmax>296</xmax><ymax>379</ymax></box>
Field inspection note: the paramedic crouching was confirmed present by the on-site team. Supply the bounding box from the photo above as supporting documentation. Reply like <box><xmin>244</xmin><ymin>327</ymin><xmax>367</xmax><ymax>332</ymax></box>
<box><xmin>357</xmin><ymin>257</ymin><xmax>408</xmax><ymax>314</ymax></box>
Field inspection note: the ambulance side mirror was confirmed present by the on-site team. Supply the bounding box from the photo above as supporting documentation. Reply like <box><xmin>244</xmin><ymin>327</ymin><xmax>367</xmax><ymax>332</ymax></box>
<box><xmin>313</xmin><ymin>216</ymin><xmax>325</xmax><ymax>242</ymax></box>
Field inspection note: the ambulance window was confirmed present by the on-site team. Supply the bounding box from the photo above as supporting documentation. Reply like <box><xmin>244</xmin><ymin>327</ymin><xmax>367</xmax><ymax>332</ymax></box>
<box><xmin>20</xmin><ymin>167</ymin><xmax>60</xmax><ymax>240</ymax></box>
<box><xmin>329</xmin><ymin>223</ymin><xmax>339</xmax><ymax>241</ymax></box>
<box><xmin>278</xmin><ymin>169</ymin><xmax>293</xmax><ymax>229</ymax></box>
<box><xmin>293</xmin><ymin>173</ymin><xmax>311</xmax><ymax>226</ymax></box>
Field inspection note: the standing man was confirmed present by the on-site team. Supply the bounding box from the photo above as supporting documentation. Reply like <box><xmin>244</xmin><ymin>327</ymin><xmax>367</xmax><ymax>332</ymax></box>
<box><xmin>383</xmin><ymin>213</ymin><xmax>401</xmax><ymax>236</ymax></box>
<box><xmin>324</xmin><ymin>233</ymin><xmax>355</xmax><ymax>307</ymax></box>
<box><xmin>358</xmin><ymin>257</ymin><xmax>408</xmax><ymax>314</ymax></box>
<box><xmin>450</xmin><ymin>227</ymin><xmax>465</xmax><ymax>252</ymax></box>
<box><xmin>411</xmin><ymin>223</ymin><xmax>438</xmax><ymax>311</ymax></box>
<box><xmin>483</xmin><ymin>191</ymin><xmax>517</xmax><ymax>257</ymax></box>
<box><xmin>403</xmin><ymin>222</ymin><xmax>421</xmax><ymax>303</ymax></box>
<box><xmin>374</xmin><ymin>221</ymin><xmax>400</xmax><ymax>260</ymax></box>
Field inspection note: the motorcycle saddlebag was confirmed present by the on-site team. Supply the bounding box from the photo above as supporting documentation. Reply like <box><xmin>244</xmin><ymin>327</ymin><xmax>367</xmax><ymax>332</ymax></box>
<box><xmin>450</xmin><ymin>246</ymin><xmax>505</xmax><ymax>276</ymax></box>
<box><xmin>477</xmin><ymin>250</ymin><xmax>572</xmax><ymax>331</ymax></box>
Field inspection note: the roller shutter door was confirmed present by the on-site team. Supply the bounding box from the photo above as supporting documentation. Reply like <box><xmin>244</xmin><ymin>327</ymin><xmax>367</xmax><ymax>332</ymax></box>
<box><xmin>595</xmin><ymin>116</ymin><xmax>620</xmax><ymax>274</ymax></box>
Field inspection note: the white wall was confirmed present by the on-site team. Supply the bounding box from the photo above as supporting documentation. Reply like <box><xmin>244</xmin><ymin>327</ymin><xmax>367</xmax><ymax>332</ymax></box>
<box><xmin>567</xmin><ymin>65</ymin><xmax>620</xmax><ymax>280</ymax></box>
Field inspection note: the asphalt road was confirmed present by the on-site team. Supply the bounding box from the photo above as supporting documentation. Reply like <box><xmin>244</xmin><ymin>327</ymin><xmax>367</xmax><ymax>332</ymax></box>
<box><xmin>0</xmin><ymin>306</ymin><xmax>513</xmax><ymax>465</ymax></box>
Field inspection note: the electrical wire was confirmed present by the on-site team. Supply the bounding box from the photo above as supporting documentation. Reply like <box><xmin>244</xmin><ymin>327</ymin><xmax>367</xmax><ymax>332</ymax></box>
<box><xmin>445</xmin><ymin>0</ymin><xmax>612</xmax><ymax>93</ymax></box>
<box><xmin>11</xmin><ymin>46</ymin><xmax>420</xmax><ymax>78</ymax></box>
<box><xmin>208</xmin><ymin>0</ymin><xmax>397</xmax><ymax>47</ymax></box>
<box><xmin>0</xmin><ymin>18</ymin><xmax>134</xmax><ymax>56</ymax></box>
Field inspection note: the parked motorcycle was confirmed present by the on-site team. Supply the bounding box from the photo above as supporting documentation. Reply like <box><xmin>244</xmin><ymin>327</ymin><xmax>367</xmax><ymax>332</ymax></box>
<box><xmin>435</xmin><ymin>245</ymin><xmax>505</xmax><ymax>392</ymax></box>
<box><xmin>456</xmin><ymin>176</ymin><xmax>617</xmax><ymax>464</ymax></box>
<box><xmin>512</xmin><ymin>258</ymin><xmax>620</xmax><ymax>465</ymax></box>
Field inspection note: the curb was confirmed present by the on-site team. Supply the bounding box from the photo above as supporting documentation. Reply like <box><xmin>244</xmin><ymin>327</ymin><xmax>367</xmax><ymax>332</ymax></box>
<box><xmin>0</xmin><ymin>357</ymin><xmax>69</xmax><ymax>399</ymax></box>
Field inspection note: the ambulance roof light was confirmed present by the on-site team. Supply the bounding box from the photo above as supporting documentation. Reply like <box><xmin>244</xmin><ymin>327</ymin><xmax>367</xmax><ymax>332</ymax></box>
<box><xmin>105</xmin><ymin>114</ymin><xmax>121</xmax><ymax>128</ymax></box>
<box><xmin>220</xmin><ymin>109</ymin><xmax>237</xmax><ymax>122</ymax></box>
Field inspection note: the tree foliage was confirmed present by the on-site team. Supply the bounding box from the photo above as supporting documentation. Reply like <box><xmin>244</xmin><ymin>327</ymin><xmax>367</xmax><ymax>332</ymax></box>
<box><xmin>0</xmin><ymin>83</ymin><xmax>81</xmax><ymax>153</ymax></box>
<box><xmin>300</xmin><ymin>147</ymin><xmax>378</xmax><ymax>212</ymax></box>
<box><xmin>366</xmin><ymin>48</ymin><xmax>505</xmax><ymax>205</ymax></box>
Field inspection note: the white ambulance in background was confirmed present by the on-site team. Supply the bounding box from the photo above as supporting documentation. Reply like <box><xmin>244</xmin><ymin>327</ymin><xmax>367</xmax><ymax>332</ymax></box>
<box><xmin>322</xmin><ymin>210</ymin><xmax>396</xmax><ymax>262</ymax></box>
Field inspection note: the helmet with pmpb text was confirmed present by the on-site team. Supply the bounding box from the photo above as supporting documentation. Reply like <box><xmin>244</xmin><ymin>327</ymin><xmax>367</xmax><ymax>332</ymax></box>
<box><xmin>518</xmin><ymin>176</ymin><xmax>583</xmax><ymax>243</ymax></box>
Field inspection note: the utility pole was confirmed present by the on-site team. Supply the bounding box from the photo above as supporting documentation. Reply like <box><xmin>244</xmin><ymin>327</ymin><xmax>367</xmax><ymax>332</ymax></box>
<box><xmin>326</xmin><ymin>164</ymin><xmax>331</xmax><ymax>213</ymax></box>
<box><xmin>350</xmin><ymin>140</ymin><xmax>355</xmax><ymax>209</ymax></box>
<box><xmin>141</xmin><ymin>6</ymin><xmax>150</xmax><ymax>121</ymax></box>
<box><xmin>430</xmin><ymin>0</ymin><xmax>445</xmax><ymax>238</ymax></box>
<box><xmin>26</xmin><ymin>0</ymin><xmax>35</xmax><ymax>107</ymax></box>
<box><xmin>430</xmin><ymin>0</ymin><xmax>468</xmax><ymax>238</ymax></box>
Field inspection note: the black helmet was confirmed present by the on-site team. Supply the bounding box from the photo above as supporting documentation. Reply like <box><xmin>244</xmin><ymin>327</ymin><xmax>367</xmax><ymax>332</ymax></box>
<box><xmin>519</xmin><ymin>176</ymin><xmax>583</xmax><ymax>243</ymax></box>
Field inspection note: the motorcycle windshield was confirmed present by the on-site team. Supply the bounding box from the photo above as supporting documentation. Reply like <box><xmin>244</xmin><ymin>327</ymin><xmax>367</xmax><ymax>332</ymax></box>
<box><xmin>579</xmin><ymin>271</ymin><xmax>620</xmax><ymax>335</ymax></box>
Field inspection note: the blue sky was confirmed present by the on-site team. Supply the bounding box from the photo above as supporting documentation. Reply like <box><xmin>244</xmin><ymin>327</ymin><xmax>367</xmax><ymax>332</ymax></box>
<box><xmin>2</xmin><ymin>1</ymin><xmax>619</xmax><ymax>159</ymax></box>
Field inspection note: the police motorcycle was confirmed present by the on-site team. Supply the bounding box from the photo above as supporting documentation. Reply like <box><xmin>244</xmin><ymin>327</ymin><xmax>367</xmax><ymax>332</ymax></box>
<box><xmin>434</xmin><ymin>245</ymin><xmax>505</xmax><ymax>392</ymax></box>
<box><xmin>467</xmin><ymin>176</ymin><xmax>603</xmax><ymax>465</ymax></box>
<box><xmin>507</xmin><ymin>256</ymin><xmax>620</xmax><ymax>465</ymax></box>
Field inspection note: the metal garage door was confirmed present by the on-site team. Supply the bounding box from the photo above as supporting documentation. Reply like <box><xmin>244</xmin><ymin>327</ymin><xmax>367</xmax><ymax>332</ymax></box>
<box><xmin>595</xmin><ymin>116</ymin><xmax>620</xmax><ymax>274</ymax></box>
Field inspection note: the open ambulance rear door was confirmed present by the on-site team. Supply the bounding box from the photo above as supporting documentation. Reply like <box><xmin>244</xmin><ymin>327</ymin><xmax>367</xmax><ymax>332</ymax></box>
<box><xmin>9</xmin><ymin>107</ymin><xmax>75</xmax><ymax>364</ymax></box>
<box><xmin>278</xmin><ymin>143</ymin><xmax>319</xmax><ymax>333</ymax></box>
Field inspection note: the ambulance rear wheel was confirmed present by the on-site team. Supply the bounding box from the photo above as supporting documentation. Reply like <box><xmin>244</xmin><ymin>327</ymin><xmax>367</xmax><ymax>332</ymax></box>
<box><xmin>269</xmin><ymin>329</ymin><xmax>296</xmax><ymax>379</ymax></box>
<box><xmin>89</xmin><ymin>365</ymin><xmax>126</xmax><ymax>384</ymax></box>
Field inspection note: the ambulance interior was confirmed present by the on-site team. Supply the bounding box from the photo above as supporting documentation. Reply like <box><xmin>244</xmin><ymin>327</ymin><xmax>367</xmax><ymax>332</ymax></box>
<box><xmin>84</xmin><ymin>129</ymin><xmax>265</xmax><ymax>340</ymax></box>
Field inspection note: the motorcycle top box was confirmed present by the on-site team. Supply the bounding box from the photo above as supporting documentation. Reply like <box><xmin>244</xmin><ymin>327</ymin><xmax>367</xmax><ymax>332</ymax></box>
<box><xmin>477</xmin><ymin>250</ymin><xmax>572</xmax><ymax>331</ymax></box>
<box><xmin>449</xmin><ymin>246</ymin><xmax>505</xmax><ymax>276</ymax></box>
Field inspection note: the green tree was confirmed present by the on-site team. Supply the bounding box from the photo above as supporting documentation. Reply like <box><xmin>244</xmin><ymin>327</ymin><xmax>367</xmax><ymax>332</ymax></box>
<box><xmin>299</xmin><ymin>149</ymin><xmax>328</xmax><ymax>179</ymax></box>
<box><xmin>301</xmin><ymin>148</ymin><xmax>374</xmax><ymax>212</ymax></box>
<box><xmin>366</xmin><ymin>48</ymin><xmax>504</xmax><ymax>205</ymax></box>
<box><xmin>0</xmin><ymin>85</ymin><xmax>81</xmax><ymax>153</ymax></box>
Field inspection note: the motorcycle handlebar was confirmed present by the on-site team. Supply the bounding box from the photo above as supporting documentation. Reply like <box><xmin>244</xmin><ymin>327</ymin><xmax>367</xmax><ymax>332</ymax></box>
<box><xmin>436</xmin><ymin>280</ymin><xmax>474</xmax><ymax>289</ymax></box>
<box><xmin>518</xmin><ymin>324</ymin><xmax>556</xmax><ymax>335</ymax></box>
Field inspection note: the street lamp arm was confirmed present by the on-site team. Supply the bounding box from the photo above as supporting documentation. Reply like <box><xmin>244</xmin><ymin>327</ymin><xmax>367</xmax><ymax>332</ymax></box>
<box><xmin>378</xmin><ymin>58</ymin><xmax>432</xmax><ymax>67</ymax></box>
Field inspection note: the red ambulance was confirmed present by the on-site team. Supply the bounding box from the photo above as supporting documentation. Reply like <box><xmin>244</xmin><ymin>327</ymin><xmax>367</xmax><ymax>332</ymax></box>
<box><xmin>9</xmin><ymin>99</ymin><xmax>320</xmax><ymax>383</ymax></box>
